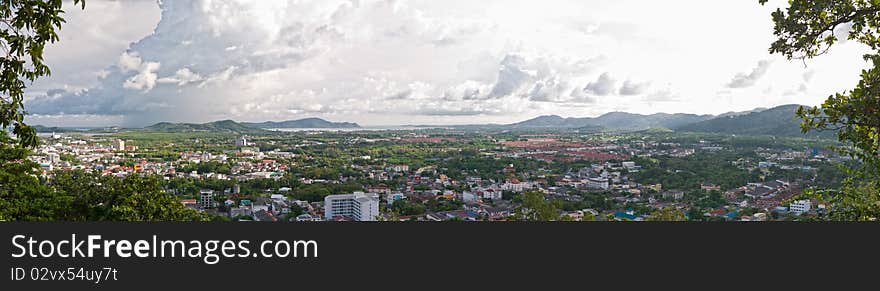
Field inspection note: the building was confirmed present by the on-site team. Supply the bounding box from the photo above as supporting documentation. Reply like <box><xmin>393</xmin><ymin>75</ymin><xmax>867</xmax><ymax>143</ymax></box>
<box><xmin>701</xmin><ymin>183</ymin><xmax>721</xmax><ymax>191</ymax></box>
<box><xmin>586</xmin><ymin>177</ymin><xmax>609</xmax><ymax>190</ymax></box>
<box><xmin>501</xmin><ymin>180</ymin><xmax>529</xmax><ymax>192</ymax></box>
<box><xmin>789</xmin><ymin>200</ymin><xmax>811</xmax><ymax>215</ymax></box>
<box><xmin>199</xmin><ymin>189</ymin><xmax>215</xmax><ymax>209</ymax></box>
<box><xmin>235</xmin><ymin>136</ymin><xmax>249</xmax><ymax>147</ymax></box>
<box><xmin>47</xmin><ymin>153</ymin><xmax>60</xmax><ymax>164</ymax></box>
<box><xmin>386</xmin><ymin>192</ymin><xmax>405</xmax><ymax>205</ymax></box>
<box><xmin>662</xmin><ymin>190</ymin><xmax>685</xmax><ymax>200</ymax></box>
<box><xmin>112</xmin><ymin>139</ymin><xmax>126</xmax><ymax>151</ymax></box>
<box><xmin>324</xmin><ymin>192</ymin><xmax>380</xmax><ymax>221</ymax></box>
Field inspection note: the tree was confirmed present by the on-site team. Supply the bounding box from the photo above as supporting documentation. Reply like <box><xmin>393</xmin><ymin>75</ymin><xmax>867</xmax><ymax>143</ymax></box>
<box><xmin>50</xmin><ymin>171</ymin><xmax>210</xmax><ymax>221</ymax></box>
<box><xmin>647</xmin><ymin>207</ymin><xmax>686</xmax><ymax>222</ymax></box>
<box><xmin>0</xmin><ymin>1</ymin><xmax>93</xmax><ymax>221</ymax></box>
<box><xmin>391</xmin><ymin>199</ymin><xmax>426</xmax><ymax>216</ymax></box>
<box><xmin>761</xmin><ymin>0</ymin><xmax>880</xmax><ymax>220</ymax></box>
<box><xmin>1</xmin><ymin>0</ymin><xmax>84</xmax><ymax>147</ymax></box>
<box><xmin>686</xmin><ymin>207</ymin><xmax>705</xmax><ymax>222</ymax></box>
<box><xmin>0</xmin><ymin>133</ymin><xmax>69</xmax><ymax>220</ymax></box>
<box><xmin>515</xmin><ymin>191</ymin><xmax>559</xmax><ymax>221</ymax></box>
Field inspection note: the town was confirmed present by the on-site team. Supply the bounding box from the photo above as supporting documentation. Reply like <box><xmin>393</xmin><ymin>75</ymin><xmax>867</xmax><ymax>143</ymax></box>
<box><xmin>28</xmin><ymin>128</ymin><xmax>847</xmax><ymax>222</ymax></box>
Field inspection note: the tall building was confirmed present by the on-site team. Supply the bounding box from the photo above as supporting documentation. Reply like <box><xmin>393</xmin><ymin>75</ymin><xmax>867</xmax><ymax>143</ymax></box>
<box><xmin>200</xmin><ymin>189</ymin><xmax>215</xmax><ymax>209</ymax></box>
<box><xmin>112</xmin><ymin>139</ymin><xmax>126</xmax><ymax>151</ymax></box>
<box><xmin>47</xmin><ymin>153</ymin><xmax>60</xmax><ymax>164</ymax></box>
<box><xmin>789</xmin><ymin>200</ymin><xmax>811</xmax><ymax>215</ymax></box>
<box><xmin>324</xmin><ymin>192</ymin><xmax>380</xmax><ymax>221</ymax></box>
<box><xmin>235</xmin><ymin>136</ymin><xmax>249</xmax><ymax>147</ymax></box>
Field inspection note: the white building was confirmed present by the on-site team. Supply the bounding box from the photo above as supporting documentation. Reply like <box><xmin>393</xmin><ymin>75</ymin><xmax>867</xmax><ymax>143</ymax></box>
<box><xmin>235</xmin><ymin>136</ymin><xmax>249</xmax><ymax>147</ymax></box>
<box><xmin>501</xmin><ymin>181</ymin><xmax>529</xmax><ymax>192</ymax></box>
<box><xmin>480</xmin><ymin>189</ymin><xmax>502</xmax><ymax>200</ymax></box>
<box><xmin>47</xmin><ymin>153</ymin><xmax>60</xmax><ymax>164</ymax></box>
<box><xmin>586</xmin><ymin>177</ymin><xmax>609</xmax><ymax>190</ymax></box>
<box><xmin>789</xmin><ymin>200</ymin><xmax>812</xmax><ymax>215</ymax></box>
<box><xmin>324</xmin><ymin>192</ymin><xmax>380</xmax><ymax>221</ymax></box>
<box><xmin>386</xmin><ymin>193</ymin><xmax>405</xmax><ymax>205</ymax></box>
<box><xmin>112</xmin><ymin>139</ymin><xmax>126</xmax><ymax>151</ymax></box>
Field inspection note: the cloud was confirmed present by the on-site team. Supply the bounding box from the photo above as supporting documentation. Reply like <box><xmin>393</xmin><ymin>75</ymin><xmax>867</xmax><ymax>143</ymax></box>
<box><xmin>643</xmin><ymin>88</ymin><xmax>679</xmax><ymax>102</ymax></box>
<box><xmin>802</xmin><ymin>70</ymin><xmax>815</xmax><ymax>82</ymax></box>
<box><xmin>122</xmin><ymin>60</ymin><xmax>160</xmax><ymax>91</ymax></box>
<box><xmin>783</xmin><ymin>83</ymin><xmax>809</xmax><ymax>96</ymax></box>
<box><xmin>487</xmin><ymin>54</ymin><xmax>536</xmax><ymax>99</ymax></box>
<box><xmin>583</xmin><ymin>73</ymin><xmax>616</xmax><ymax>96</ymax></box>
<box><xmin>158</xmin><ymin>68</ymin><xmax>204</xmax><ymax>86</ymax></box>
<box><xmin>28</xmin><ymin>0</ymin><xmax>858</xmax><ymax>127</ymax></box>
<box><xmin>726</xmin><ymin>60</ymin><xmax>772</xmax><ymax>88</ymax></box>
<box><xmin>118</xmin><ymin>51</ymin><xmax>144</xmax><ymax>72</ymax></box>
<box><xmin>618</xmin><ymin>80</ymin><xmax>650</xmax><ymax>95</ymax></box>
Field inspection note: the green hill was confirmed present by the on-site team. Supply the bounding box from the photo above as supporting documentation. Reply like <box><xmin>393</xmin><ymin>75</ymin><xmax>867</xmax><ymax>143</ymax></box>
<box><xmin>243</xmin><ymin>118</ymin><xmax>360</xmax><ymax>129</ymax></box>
<box><xmin>675</xmin><ymin>104</ymin><xmax>834</xmax><ymax>138</ymax></box>
<box><xmin>142</xmin><ymin>120</ymin><xmax>264</xmax><ymax>134</ymax></box>
<box><xmin>509</xmin><ymin>112</ymin><xmax>713</xmax><ymax>130</ymax></box>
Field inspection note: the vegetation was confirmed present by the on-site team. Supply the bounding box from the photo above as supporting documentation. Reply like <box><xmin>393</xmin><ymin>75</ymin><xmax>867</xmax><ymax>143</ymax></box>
<box><xmin>514</xmin><ymin>191</ymin><xmax>559</xmax><ymax>221</ymax></box>
<box><xmin>0</xmin><ymin>1</ymin><xmax>208</xmax><ymax>221</ymax></box>
<box><xmin>761</xmin><ymin>0</ymin><xmax>880</xmax><ymax>220</ymax></box>
<box><xmin>676</xmin><ymin>105</ymin><xmax>833</xmax><ymax>138</ymax></box>
<box><xmin>647</xmin><ymin>207</ymin><xmax>686</xmax><ymax>222</ymax></box>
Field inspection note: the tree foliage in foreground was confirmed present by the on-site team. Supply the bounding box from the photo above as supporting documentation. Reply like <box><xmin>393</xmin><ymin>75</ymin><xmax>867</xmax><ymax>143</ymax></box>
<box><xmin>0</xmin><ymin>1</ymin><xmax>207</xmax><ymax>221</ymax></box>
<box><xmin>646</xmin><ymin>207</ymin><xmax>686</xmax><ymax>222</ymax></box>
<box><xmin>514</xmin><ymin>191</ymin><xmax>560</xmax><ymax>221</ymax></box>
<box><xmin>49</xmin><ymin>171</ymin><xmax>210</xmax><ymax>221</ymax></box>
<box><xmin>761</xmin><ymin>0</ymin><xmax>880</xmax><ymax>220</ymax></box>
<box><xmin>1</xmin><ymin>0</ymin><xmax>84</xmax><ymax>147</ymax></box>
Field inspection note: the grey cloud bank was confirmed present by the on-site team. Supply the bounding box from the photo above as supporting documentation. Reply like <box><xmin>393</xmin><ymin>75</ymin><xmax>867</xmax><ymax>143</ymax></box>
<box><xmin>24</xmin><ymin>0</ymin><xmax>868</xmax><ymax>127</ymax></box>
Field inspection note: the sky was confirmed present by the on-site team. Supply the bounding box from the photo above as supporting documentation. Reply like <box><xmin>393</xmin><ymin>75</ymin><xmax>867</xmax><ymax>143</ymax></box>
<box><xmin>23</xmin><ymin>0</ymin><xmax>873</xmax><ymax>127</ymax></box>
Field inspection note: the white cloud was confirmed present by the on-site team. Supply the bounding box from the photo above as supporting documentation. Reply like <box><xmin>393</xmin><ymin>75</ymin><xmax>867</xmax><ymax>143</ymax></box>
<box><xmin>727</xmin><ymin>60</ymin><xmax>773</xmax><ymax>88</ymax></box>
<box><xmin>619</xmin><ymin>79</ymin><xmax>650</xmax><ymax>96</ymax></box>
<box><xmin>122</xmin><ymin>60</ymin><xmax>160</xmax><ymax>91</ymax></box>
<box><xmin>158</xmin><ymin>68</ymin><xmax>204</xmax><ymax>86</ymax></box>
<box><xmin>583</xmin><ymin>73</ymin><xmax>616</xmax><ymax>96</ymax></box>
<box><xmin>24</xmin><ymin>0</ymin><xmax>872</xmax><ymax>127</ymax></box>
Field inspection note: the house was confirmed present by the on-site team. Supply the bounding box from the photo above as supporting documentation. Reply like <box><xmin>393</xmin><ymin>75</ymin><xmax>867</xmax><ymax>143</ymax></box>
<box><xmin>479</xmin><ymin>206</ymin><xmax>512</xmax><ymax>220</ymax></box>
<box><xmin>461</xmin><ymin>191</ymin><xmax>478</xmax><ymax>203</ymax></box>
<box><xmin>295</xmin><ymin>214</ymin><xmax>322</xmax><ymax>222</ymax></box>
<box><xmin>367</xmin><ymin>184</ymin><xmax>391</xmax><ymax>194</ymax></box>
<box><xmin>701</xmin><ymin>183</ymin><xmax>721</xmax><ymax>191</ymax></box>
<box><xmin>661</xmin><ymin>190</ymin><xmax>684</xmax><ymax>200</ymax></box>
<box><xmin>426</xmin><ymin>210</ymin><xmax>480</xmax><ymax>221</ymax></box>
<box><xmin>181</xmin><ymin>199</ymin><xmax>198</xmax><ymax>209</ymax></box>
<box><xmin>501</xmin><ymin>179</ymin><xmax>529</xmax><ymax>192</ymax></box>
<box><xmin>478</xmin><ymin>188</ymin><xmax>502</xmax><ymax>200</ymax></box>
<box><xmin>586</xmin><ymin>177</ymin><xmax>609</xmax><ymax>190</ymax></box>
<box><xmin>613</xmin><ymin>210</ymin><xmax>644</xmax><ymax>221</ymax></box>
<box><xmin>386</xmin><ymin>192</ymin><xmax>406</xmax><ymax>205</ymax></box>
<box><xmin>229</xmin><ymin>207</ymin><xmax>252</xmax><ymax>218</ymax></box>
<box><xmin>253</xmin><ymin>210</ymin><xmax>277</xmax><ymax>222</ymax></box>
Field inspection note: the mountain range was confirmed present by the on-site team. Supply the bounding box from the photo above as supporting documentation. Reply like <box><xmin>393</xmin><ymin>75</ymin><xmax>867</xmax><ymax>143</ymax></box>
<box><xmin>502</xmin><ymin>104</ymin><xmax>833</xmax><ymax>137</ymax></box>
<box><xmin>675</xmin><ymin>104</ymin><xmax>831</xmax><ymax>137</ymax></box>
<box><xmin>33</xmin><ymin>105</ymin><xmax>832</xmax><ymax>138</ymax></box>
<box><xmin>138</xmin><ymin>118</ymin><xmax>361</xmax><ymax>134</ymax></box>
<box><xmin>509</xmin><ymin>112</ymin><xmax>715</xmax><ymax>130</ymax></box>
<box><xmin>242</xmin><ymin>118</ymin><xmax>359</xmax><ymax>129</ymax></box>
